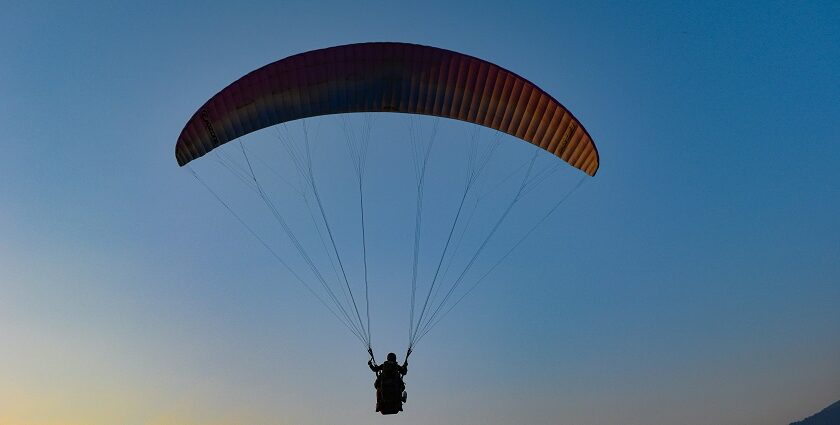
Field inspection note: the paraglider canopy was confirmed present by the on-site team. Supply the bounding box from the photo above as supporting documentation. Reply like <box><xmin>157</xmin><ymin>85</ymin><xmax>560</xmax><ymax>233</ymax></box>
<box><xmin>175</xmin><ymin>42</ymin><xmax>599</xmax><ymax>176</ymax></box>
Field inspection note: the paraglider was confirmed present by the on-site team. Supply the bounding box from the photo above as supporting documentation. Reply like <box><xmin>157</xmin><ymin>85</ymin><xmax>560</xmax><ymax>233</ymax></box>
<box><xmin>176</xmin><ymin>42</ymin><xmax>599</xmax><ymax>415</ymax></box>
<box><xmin>368</xmin><ymin>352</ymin><xmax>409</xmax><ymax>414</ymax></box>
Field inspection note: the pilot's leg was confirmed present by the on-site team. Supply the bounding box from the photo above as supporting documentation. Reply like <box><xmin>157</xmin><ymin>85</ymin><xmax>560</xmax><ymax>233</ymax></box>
<box><xmin>373</xmin><ymin>377</ymin><xmax>382</xmax><ymax>411</ymax></box>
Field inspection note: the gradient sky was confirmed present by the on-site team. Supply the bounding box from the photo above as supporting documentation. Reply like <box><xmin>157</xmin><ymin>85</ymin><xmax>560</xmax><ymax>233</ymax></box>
<box><xmin>1</xmin><ymin>1</ymin><xmax>839</xmax><ymax>425</ymax></box>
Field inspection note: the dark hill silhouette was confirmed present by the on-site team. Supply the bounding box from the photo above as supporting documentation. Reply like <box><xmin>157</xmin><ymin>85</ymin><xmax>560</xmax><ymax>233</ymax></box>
<box><xmin>790</xmin><ymin>400</ymin><xmax>840</xmax><ymax>425</ymax></box>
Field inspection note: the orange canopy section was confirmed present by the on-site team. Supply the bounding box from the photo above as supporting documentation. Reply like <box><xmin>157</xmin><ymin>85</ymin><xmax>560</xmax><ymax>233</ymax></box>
<box><xmin>175</xmin><ymin>42</ymin><xmax>599</xmax><ymax>175</ymax></box>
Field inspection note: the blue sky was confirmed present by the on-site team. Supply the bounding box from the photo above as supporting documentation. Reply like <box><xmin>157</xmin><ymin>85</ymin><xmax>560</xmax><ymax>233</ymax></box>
<box><xmin>1</xmin><ymin>1</ymin><xmax>838</xmax><ymax>424</ymax></box>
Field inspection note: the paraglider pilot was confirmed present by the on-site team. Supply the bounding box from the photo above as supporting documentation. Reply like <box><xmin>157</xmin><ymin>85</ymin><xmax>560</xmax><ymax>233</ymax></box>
<box><xmin>368</xmin><ymin>352</ymin><xmax>408</xmax><ymax>413</ymax></box>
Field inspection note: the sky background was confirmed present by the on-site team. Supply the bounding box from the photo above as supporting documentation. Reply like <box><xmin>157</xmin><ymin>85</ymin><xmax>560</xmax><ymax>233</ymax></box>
<box><xmin>1</xmin><ymin>1</ymin><xmax>839</xmax><ymax>425</ymax></box>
